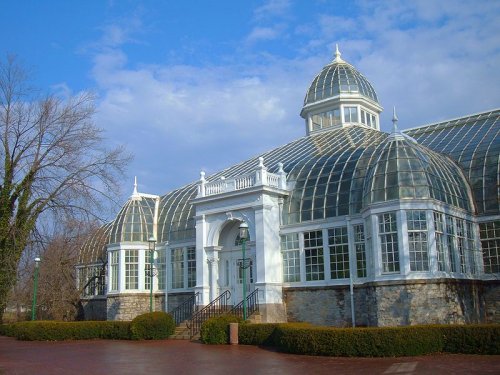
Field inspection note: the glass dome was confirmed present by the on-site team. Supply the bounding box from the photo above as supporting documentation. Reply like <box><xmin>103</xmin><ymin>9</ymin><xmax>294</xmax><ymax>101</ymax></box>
<box><xmin>303</xmin><ymin>49</ymin><xmax>379</xmax><ymax>106</ymax></box>
<box><xmin>362</xmin><ymin>135</ymin><xmax>474</xmax><ymax>211</ymax></box>
<box><xmin>109</xmin><ymin>196</ymin><xmax>156</xmax><ymax>243</ymax></box>
<box><xmin>78</xmin><ymin>222</ymin><xmax>112</xmax><ymax>265</ymax></box>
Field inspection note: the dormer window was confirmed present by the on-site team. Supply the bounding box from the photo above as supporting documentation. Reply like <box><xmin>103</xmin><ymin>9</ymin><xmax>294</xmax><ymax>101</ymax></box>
<box><xmin>344</xmin><ymin>106</ymin><xmax>359</xmax><ymax>123</ymax></box>
<box><xmin>361</xmin><ymin>109</ymin><xmax>377</xmax><ymax>129</ymax></box>
<box><xmin>311</xmin><ymin>108</ymin><xmax>341</xmax><ymax>131</ymax></box>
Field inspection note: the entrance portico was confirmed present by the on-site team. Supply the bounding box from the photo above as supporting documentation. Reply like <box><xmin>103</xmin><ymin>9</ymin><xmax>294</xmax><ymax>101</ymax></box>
<box><xmin>191</xmin><ymin>158</ymin><xmax>289</xmax><ymax>322</ymax></box>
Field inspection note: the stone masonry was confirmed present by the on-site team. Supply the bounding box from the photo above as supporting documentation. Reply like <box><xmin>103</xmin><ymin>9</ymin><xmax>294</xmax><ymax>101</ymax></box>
<box><xmin>107</xmin><ymin>294</ymin><xmax>165</xmax><ymax>321</ymax></box>
<box><xmin>284</xmin><ymin>279</ymin><xmax>497</xmax><ymax>327</ymax></box>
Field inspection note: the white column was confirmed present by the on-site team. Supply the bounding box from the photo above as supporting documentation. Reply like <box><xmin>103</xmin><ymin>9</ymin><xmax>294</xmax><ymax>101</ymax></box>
<box><xmin>254</xmin><ymin>196</ymin><xmax>283</xmax><ymax>305</ymax></box>
<box><xmin>195</xmin><ymin>214</ymin><xmax>210</xmax><ymax>305</ymax></box>
<box><xmin>205</xmin><ymin>246</ymin><xmax>221</xmax><ymax>301</ymax></box>
<box><xmin>398</xmin><ymin>210</ymin><xmax>409</xmax><ymax>275</ymax></box>
<box><xmin>427</xmin><ymin>210</ymin><xmax>438</xmax><ymax>273</ymax></box>
<box><xmin>346</xmin><ymin>217</ymin><xmax>356</xmax><ymax>327</ymax></box>
<box><xmin>119</xmin><ymin>248</ymin><xmax>126</xmax><ymax>292</ymax></box>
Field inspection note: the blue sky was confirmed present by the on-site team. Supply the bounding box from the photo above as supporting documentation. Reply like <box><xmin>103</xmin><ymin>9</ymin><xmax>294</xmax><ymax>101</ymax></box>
<box><xmin>1</xmin><ymin>0</ymin><xmax>499</xmax><ymax>216</ymax></box>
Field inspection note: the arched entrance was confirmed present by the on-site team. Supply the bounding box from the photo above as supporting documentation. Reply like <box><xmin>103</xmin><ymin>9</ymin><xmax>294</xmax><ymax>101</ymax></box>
<box><xmin>217</xmin><ymin>220</ymin><xmax>256</xmax><ymax>305</ymax></box>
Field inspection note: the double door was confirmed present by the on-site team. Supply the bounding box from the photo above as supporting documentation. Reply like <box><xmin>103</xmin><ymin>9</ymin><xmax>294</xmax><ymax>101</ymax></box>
<box><xmin>218</xmin><ymin>248</ymin><xmax>255</xmax><ymax>305</ymax></box>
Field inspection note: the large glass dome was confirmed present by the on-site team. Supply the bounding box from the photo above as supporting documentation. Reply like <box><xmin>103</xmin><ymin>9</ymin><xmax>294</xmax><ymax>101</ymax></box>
<box><xmin>303</xmin><ymin>48</ymin><xmax>379</xmax><ymax>106</ymax></box>
<box><xmin>362</xmin><ymin>135</ymin><xmax>474</xmax><ymax>211</ymax></box>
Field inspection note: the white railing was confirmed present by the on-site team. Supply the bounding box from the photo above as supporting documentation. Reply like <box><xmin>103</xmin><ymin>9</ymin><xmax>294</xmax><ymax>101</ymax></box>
<box><xmin>235</xmin><ymin>174</ymin><xmax>255</xmax><ymax>190</ymax></box>
<box><xmin>267</xmin><ymin>174</ymin><xmax>280</xmax><ymax>188</ymax></box>
<box><xmin>197</xmin><ymin>159</ymin><xmax>287</xmax><ymax>198</ymax></box>
<box><xmin>205</xmin><ymin>180</ymin><xmax>226</xmax><ymax>196</ymax></box>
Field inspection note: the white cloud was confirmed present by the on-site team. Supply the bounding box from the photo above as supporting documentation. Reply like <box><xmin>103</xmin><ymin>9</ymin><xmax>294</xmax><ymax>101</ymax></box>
<box><xmin>246</xmin><ymin>26</ymin><xmax>283</xmax><ymax>43</ymax></box>
<box><xmin>254</xmin><ymin>0</ymin><xmax>291</xmax><ymax>20</ymax></box>
<box><xmin>89</xmin><ymin>0</ymin><xmax>500</xmax><ymax>197</ymax></box>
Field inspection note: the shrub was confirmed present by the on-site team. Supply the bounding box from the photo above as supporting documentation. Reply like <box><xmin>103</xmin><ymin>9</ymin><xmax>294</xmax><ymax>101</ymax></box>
<box><xmin>272</xmin><ymin>324</ymin><xmax>500</xmax><ymax>357</ymax></box>
<box><xmin>200</xmin><ymin>315</ymin><xmax>242</xmax><ymax>344</ymax></box>
<box><xmin>239</xmin><ymin>322</ymin><xmax>312</xmax><ymax>346</ymax></box>
<box><xmin>1</xmin><ymin>321</ymin><xmax>131</xmax><ymax>341</ymax></box>
<box><xmin>130</xmin><ymin>312</ymin><xmax>175</xmax><ymax>340</ymax></box>
<box><xmin>239</xmin><ymin>323</ymin><xmax>279</xmax><ymax>346</ymax></box>
<box><xmin>440</xmin><ymin>325</ymin><xmax>500</xmax><ymax>355</ymax></box>
<box><xmin>237</xmin><ymin>323</ymin><xmax>500</xmax><ymax>357</ymax></box>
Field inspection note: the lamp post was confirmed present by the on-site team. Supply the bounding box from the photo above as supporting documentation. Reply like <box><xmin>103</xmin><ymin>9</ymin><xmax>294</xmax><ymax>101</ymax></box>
<box><xmin>147</xmin><ymin>236</ymin><xmax>156</xmax><ymax>313</ymax></box>
<box><xmin>239</xmin><ymin>222</ymin><xmax>249</xmax><ymax>320</ymax></box>
<box><xmin>31</xmin><ymin>257</ymin><xmax>41</xmax><ymax>321</ymax></box>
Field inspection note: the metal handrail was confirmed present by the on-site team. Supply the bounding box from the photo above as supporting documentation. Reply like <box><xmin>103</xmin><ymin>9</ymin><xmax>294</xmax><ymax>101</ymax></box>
<box><xmin>169</xmin><ymin>292</ymin><xmax>200</xmax><ymax>326</ymax></box>
<box><xmin>187</xmin><ymin>290</ymin><xmax>232</xmax><ymax>338</ymax></box>
<box><xmin>229</xmin><ymin>288</ymin><xmax>259</xmax><ymax>320</ymax></box>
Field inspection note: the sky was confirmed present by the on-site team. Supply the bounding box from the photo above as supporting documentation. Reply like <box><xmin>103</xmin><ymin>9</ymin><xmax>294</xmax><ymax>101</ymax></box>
<box><xmin>1</xmin><ymin>0</ymin><xmax>499</xmax><ymax>215</ymax></box>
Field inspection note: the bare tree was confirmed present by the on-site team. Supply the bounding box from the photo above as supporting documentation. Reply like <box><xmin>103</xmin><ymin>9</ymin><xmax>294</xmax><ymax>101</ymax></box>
<box><xmin>0</xmin><ymin>55</ymin><xmax>131</xmax><ymax>322</ymax></box>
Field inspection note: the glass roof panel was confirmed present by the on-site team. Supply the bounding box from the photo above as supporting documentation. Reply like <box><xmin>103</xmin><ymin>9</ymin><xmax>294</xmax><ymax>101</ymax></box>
<box><xmin>405</xmin><ymin>109</ymin><xmax>500</xmax><ymax>215</ymax></box>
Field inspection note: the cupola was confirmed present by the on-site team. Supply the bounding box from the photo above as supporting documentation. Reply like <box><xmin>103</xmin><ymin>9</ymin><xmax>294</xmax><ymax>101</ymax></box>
<box><xmin>301</xmin><ymin>45</ymin><xmax>383</xmax><ymax>135</ymax></box>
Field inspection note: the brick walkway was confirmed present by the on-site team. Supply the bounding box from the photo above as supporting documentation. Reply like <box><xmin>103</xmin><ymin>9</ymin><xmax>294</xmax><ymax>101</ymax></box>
<box><xmin>0</xmin><ymin>336</ymin><xmax>499</xmax><ymax>375</ymax></box>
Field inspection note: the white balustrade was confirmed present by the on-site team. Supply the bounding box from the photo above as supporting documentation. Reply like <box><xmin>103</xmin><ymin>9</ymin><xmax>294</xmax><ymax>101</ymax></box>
<box><xmin>267</xmin><ymin>174</ymin><xmax>280</xmax><ymax>188</ymax></box>
<box><xmin>198</xmin><ymin>160</ymin><xmax>287</xmax><ymax>197</ymax></box>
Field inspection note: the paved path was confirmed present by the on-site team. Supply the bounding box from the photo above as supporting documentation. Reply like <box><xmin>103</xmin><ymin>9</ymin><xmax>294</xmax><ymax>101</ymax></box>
<box><xmin>0</xmin><ymin>336</ymin><xmax>499</xmax><ymax>375</ymax></box>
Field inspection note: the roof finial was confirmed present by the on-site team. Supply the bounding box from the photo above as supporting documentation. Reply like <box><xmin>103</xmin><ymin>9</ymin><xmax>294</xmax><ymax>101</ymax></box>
<box><xmin>392</xmin><ymin>106</ymin><xmax>399</xmax><ymax>133</ymax></box>
<box><xmin>333</xmin><ymin>44</ymin><xmax>343</xmax><ymax>63</ymax></box>
<box><xmin>131</xmin><ymin>176</ymin><xmax>140</xmax><ymax>199</ymax></box>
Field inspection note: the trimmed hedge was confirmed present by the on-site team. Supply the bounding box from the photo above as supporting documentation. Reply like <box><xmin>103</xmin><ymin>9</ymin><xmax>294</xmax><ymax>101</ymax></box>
<box><xmin>1</xmin><ymin>321</ymin><xmax>131</xmax><ymax>341</ymax></box>
<box><xmin>130</xmin><ymin>312</ymin><xmax>175</xmax><ymax>340</ymax></box>
<box><xmin>239</xmin><ymin>322</ymin><xmax>312</xmax><ymax>346</ymax></box>
<box><xmin>239</xmin><ymin>323</ymin><xmax>500</xmax><ymax>356</ymax></box>
<box><xmin>200</xmin><ymin>315</ymin><xmax>242</xmax><ymax>344</ymax></box>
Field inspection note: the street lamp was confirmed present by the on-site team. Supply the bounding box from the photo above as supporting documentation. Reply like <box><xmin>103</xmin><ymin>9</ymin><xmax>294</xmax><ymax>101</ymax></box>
<box><xmin>147</xmin><ymin>236</ymin><xmax>156</xmax><ymax>313</ymax></box>
<box><xmin>31</xmin><ymin>257</ymin><xmax>41</xmax><ymax>321</ymax></box>
<box><xmin>239</xmin><ymin>222</ymin><xmax>249</xmax><ymax>320</ymax></box>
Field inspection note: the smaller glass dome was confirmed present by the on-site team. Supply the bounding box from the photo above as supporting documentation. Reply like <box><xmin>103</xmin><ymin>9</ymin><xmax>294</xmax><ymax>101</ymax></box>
<box><xmin>303</xmin><ymin>47</ymin><xmax>379</xmax><ymax>106</ymax></box>
<box><xmin>362</xmin><ymin>135</ymin><xmax>474</xmax><ymax>211</ymax></box>
<box><xmin>109</xmin><ymin>196</ymin><xmax>156</xmax><ymax>244</ymax></box>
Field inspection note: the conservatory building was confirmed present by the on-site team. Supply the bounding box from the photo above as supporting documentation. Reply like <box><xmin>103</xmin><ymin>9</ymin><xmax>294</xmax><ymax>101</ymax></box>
<box><xmin>77</xmin><ymin>47</ymin><xmax>500</xmax><ymax>327</ymax></box>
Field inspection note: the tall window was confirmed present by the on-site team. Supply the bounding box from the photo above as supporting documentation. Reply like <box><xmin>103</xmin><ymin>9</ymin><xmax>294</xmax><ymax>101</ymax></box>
<box><xmin>354</xmin><ymin>224</ymin><xmax>367</xmax><ymax>277</ymax></box>
<box><xmin>407</xmin><ymin>210</ymin><xmax>429</xmax><ymax>271</ymax></box>
<box><xmin>328</xmin><ymin>227</ymin><xmax>349</xmax><ymax>279</ymax></box>
<box><xmin>456</xmin><ymin>218</ymin><xmax>467</xmax><ymax>273</ymax></box>
<box><xmin>466</xmin><ymin>221</ymin><xmax>477</xmax><ymax>274</ymax></box>
<box><xmin>187</xmin><ymin>247</ymin><xmax>196</xmax><ymax>288</ymax></box>
<box><xmin>171</xmin><ymin>246</ymin><xmax>196</xmax><ymax>289</ymax></box>
<box><xmin>446</xmin><ymin>216</ymin><xmax>457</xmax><ymax>272</ymax></box>
<box><xmin>480</xmin><ymin>221</ymin><xmax>500</xmax><ymax>274</ymax></box>
<box><xmin>157</xmin><ymin>250</ymin><xmax>166</xmax><ymax>290</ymax></box>
<box><xmin>344</xmin><ymin>106</ymin><xmax>359</xmax><ymax>123</ymax></box>
<box><xmin>171</xmin><ymin>248</ymin><xmax>184</xmax><ymax>289</ymax></box>
<box><xmin>110</xmin><ymin>251</ymin><xmax>119</xmax><ymax>291</ymax></box>
<box><xmin>379</xmin><ymin>212</ymin><xmax>400</xmax><ymax>273</ymax></box>
<box><xmin>78</xmin><ymin>268</ymin><xmax>87</xmax><ymax>294</ymax></box>
<box><xmin>304</xmin><ymin>230</ymin><xmax>324</xmax><ymax>281</ymax></box>
<box><xmin>433</xmin><ymin>212</ymin><xmax>447</xmax><ymax>271</ymax></box>
<box><xmin>281</xmin><ymin>233</ymin><xmax>300</xmax><ymax>282</ymax></box>
<box><xmin>125</xmin><ymin>250</ymin><xmax>138</xmax><ymax>290</ymax></box>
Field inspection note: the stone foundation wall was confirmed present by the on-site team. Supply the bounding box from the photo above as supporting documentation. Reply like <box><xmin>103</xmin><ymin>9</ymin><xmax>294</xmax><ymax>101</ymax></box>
<box><xmin>483</xmin><ymin>280</ymin><xmax>500</xmax><ymax>323</ymax></box>
<box><xmin>284</xmin><ymin>286</ymin><xmax>353</xmax><ymax>326</ymax></box>
<box><xmin>284</xmin><ymin>279</ymin><xmax>488</xmax><ymax>327</ymax></box>
<box><xmin>80</xmin><ymin>297</ymin><xmax>107</xmax><ymax>320</ymax></box>
<box><xmin>106</xmin><ymin>294</ymin><xmax>165</xmax><ymax>321</ymax></box>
